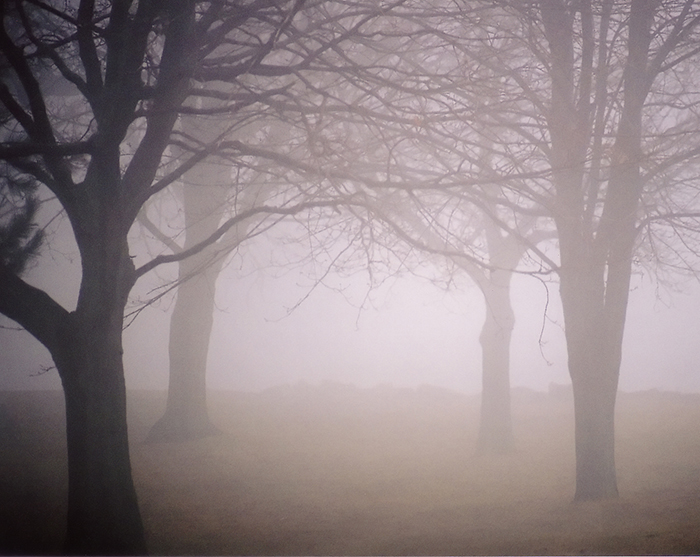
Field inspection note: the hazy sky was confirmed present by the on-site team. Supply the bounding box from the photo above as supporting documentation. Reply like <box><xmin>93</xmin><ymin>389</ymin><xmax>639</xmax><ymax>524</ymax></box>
<box><xmin>2</xmin><ymin>227</ymin><xmax>700</xmax><ymax>394</ymax></box>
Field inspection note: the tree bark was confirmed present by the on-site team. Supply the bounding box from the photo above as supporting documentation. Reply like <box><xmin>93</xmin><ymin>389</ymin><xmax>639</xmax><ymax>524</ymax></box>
<box><xmin>60</xmin><ymin>330</ymin><xmax>146</xmax><ymax>554</ymax></box>
<box><xmin>570</xmin><ymin>362</ymin><xmax>619</xmax><ymax>500</ymax></box>
<box><xmin>57</xmin><ymin>230</ymin><xmax>147</xmax><ymax>553</ymax></box>
<box><xmin>558</xmin><ymin>259</ymin><xmax>620</xmax><ymax>499</ymax></box>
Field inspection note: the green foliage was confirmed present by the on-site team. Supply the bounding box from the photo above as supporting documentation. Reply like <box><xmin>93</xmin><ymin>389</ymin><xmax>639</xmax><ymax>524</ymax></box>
<box><xmin>0</xmin><ymin>169</ymin><xmax>43</xmax><ymax>275</ymax></box>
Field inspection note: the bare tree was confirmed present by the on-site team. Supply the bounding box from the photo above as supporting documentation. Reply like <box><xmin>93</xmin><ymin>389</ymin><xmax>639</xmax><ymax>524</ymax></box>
<box><xmin>395</xmin><ymin>0</ymin><xmax>700</xmax><ymax>497</ymax></box>
<box><xmin>140</xmin><ymin>113</ymin><xmax>277</xmax><ymax>443</ymax></box>
<box><xmin>0</xmin><ymin>1</ymin><xmax>383</xmax><ymax>552</ymax></box>
<box><xmin>261</xmin><ymin>3</ymin><xmax>556</xmax><ymax>454</ymax></box>
<box><xmin>521</xmin><ymin>0</ymin><xmax>700</xmax><ymax>499</ymax></box>
<box><xmin>288</xmin><ymin>0</ymin><xmax>700</xmax><ymax>495</ymax></box>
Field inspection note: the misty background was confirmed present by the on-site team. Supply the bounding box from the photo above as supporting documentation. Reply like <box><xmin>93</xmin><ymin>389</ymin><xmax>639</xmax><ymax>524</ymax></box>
<box><xmin>2</xmin><ymin>215</ymin><xmax>699</xmax><ymax>395</ymax></box>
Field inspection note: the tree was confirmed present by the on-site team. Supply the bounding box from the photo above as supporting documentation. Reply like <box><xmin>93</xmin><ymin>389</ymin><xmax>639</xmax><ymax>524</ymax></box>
<box><xmin>365</xmin><ymin>0</ymin><xmax>700</xmax><ymax>496</ymax></box>
<box><xmin>264</xmin><ymin>2</ymin><xmax>556</xmax><ymax>454</ymax></box>
<box><xmin>363</xmin><ymin>186</ymin><xmax>550</xmax><ymax>453</ymax></box>
<box><xmin>141</xmin><ymin>112</ymin><xmax>265</xmax><ymax>443</ymax></box>
<box><xmin>142</xmin><ymin>114</ymin><xmax>302</xmax><ymax>443</ymax></box>
<box><xmin>140</xmin><ymin>0</ymin><xmax>439</xmax><ymax>443</ymax></box>
<box><xmin>530</xmin><ymin>0</ymin><xmax>700</xmax><ymax>499</ymax></box>
<box><xmin>0</xmin><ymin>0</ymin><xmax>377</xmax><ymax>552</ymax></box>
<box><xmin>139</xmin><ymin>0</ymin><xmax>487</xmax><ymax>444</ymax></box>
<box><xmin>296</xmin><ymin>0</ymin><xmax>700</xmax><ymax>493</ymax></box>
<box><xmin>407</xmin><ymin>0</ymin><xmax>700</xmax><ymax>497</ymax></box>
<box><xmin>144</xmin><ymin>157</ymin><xmax>232</xmax><ymax>442</ymax></box>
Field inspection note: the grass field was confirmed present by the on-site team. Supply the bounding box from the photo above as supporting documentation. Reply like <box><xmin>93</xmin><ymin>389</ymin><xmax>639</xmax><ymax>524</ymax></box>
<box><xmin>1</xmin><ymin>383</ymin><xmax>699</xmax><ymax>555</ymax></box>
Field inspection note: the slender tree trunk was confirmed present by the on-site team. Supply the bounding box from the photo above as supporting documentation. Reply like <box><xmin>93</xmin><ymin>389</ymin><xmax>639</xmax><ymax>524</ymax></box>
<box><xmin>148</xmin><ymin>256</ymin><xmax>222</xmax><ymax>442</ymax></box>
<box><xmin>147</xmin><ymin>138</ymin><xmax>229</xmax><ymax>442</ymax></box>
<box><xmin>146</xmin><ymin>125</ymin><xmax>268</xmax><ymax>442</ymax></box>
<box><xmin>147</xmin><ymin>111</ymin><xmax>270</xmax><ymax>443</ymax></box>
<box><xmin>476</xmin><ymin>270</ymin><xmax>515</xmax><ymax>453</ymax></box>
<box><xmin>472</xmin><ymin>214</ymin><xmax>529</xmax><ymax>454</ymax></box>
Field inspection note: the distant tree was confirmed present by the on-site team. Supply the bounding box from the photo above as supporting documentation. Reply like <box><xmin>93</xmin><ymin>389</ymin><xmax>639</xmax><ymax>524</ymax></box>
<box><xmin>362</xmin><ymin>184</ymin><xmax>551</xmax><ymax>454</ymax></box>
<box><xmin>524</xmin><ymin>0</ymin><xmax>700</xmax><ymax>499</ymax></box>
<box><xmin>456</xmin><ymin>214</ymin><xmax>551</xmax><ymax>454</ymax></box>
<box><xmin>140</xmin><ymin>112</ymin><xmax>268</xmax><ymax>443</ymax></box>
<box><xmin>292</xmin><ymin>0</ymin><xmax>700</xmax><ymax>494</ymax></box>
<box><xmin>262</xmin><ymin>3</ymin><xmax>556</xmax><ymax>454</ymax></box>
<box><xmin>140</xmin><ymin>114</ymin><xmax>302</xmax><ymax>443</ymax></box>
<box><xmin>408</xmin><ymin>0</ymin><xmax>700</xmax><ymax>497</ymax></box>
<box><xmin>139</xmin><ymin>0</ymin><xmax>431</xmax><ymax>442</ymax></box>
<box><xmin>142</xmin><ymin>150</ymin><xmax>235</xmax><ymax>442</ymax></box>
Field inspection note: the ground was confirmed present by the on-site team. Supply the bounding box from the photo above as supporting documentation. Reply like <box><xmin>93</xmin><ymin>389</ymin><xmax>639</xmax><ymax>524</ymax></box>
<box><xmin>1</xmin><ymin>383</ymin><xmax>699</xmax><ymax>555</ymax></box>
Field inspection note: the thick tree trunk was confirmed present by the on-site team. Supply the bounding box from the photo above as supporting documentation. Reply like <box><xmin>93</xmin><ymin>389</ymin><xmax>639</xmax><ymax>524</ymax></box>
<box><xmin>562</xmin><ymin>306</ymin><xmax>621</xmax><ymax>499</ymax></box>
<box><xmin>558</xmin><ymin>254</ymin><xmax>629</xmax><ymax>500</ymax></box>
<box><xmin>56</xmin><ymin>230</ymin><xmax>147</xmax><ymax>554</ymax></box>
<box><xmin>0</xmin><ymin>262</ymin><xmax>147</xmax><ymax>554</ymax></box>
<box><xmin>476</xmin><ymin>270</ymin><xmax>515</xmax><ymax>453</ymax></box>
<box><xmin>570</xmin><ymin>363</ymin><xmax>619</xmax><ymax>500</ymax></box>
<box><xmin>60</xmin><ymin>332</ymin><xmax>147</xmax><ymax>554</ymax></box>
<box><xmin>559</xmin><ymin>266</ymin><xmax>616</xmax><ymax>499</ymax></box>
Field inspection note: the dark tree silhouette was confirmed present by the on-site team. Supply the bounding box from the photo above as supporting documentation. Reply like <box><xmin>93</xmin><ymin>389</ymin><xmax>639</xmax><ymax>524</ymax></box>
<box><xmin>0</xmin><ymin>0</ymin><xmax>376</xmax><ymax>552</ymax></box>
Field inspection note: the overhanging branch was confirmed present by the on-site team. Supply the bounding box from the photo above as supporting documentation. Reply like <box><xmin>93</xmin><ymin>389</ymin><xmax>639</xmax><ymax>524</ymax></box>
<box><xmin>134</xmin><ymin>196</ymin><xmax>363</xmax><ymax>278</ymax></box>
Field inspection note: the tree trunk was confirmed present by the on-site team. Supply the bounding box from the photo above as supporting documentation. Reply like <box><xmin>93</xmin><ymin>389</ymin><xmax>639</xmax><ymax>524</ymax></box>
<box><xmin>561</xmin><ymin>293</ymin><xmax>622</xmax><ymax>499</ymax></box>
<box><xmin>570</xmin><ymin>362</ymin><xmax>618</xmax><ymax>500</ymax></box>
<box><xmin>147</xmin><ymin>257</ymin><xmax>222</xmax><ymax>442</ymax></box>
<box><xmin>560</xmin><ymin>269</ymin><xmax>616</xmax><ymax>499</ymax></box>
<box><xmin>60</xmin><ymin>332</ymin><xmax>147</xmax><ymax>554</ymax></box>
<box><xmin>147</xmin><ymin>136</ymin><xmax>229</xmax><ymax>442</ymax></box>
<box><xmin>146</xmin><ymin>123</ymin><xmax>265</xmax><ymax>442</ymax></box>
<box><xmin>558</xmin><ymin>253</ymin><xmax>629</xmax><ymax>500</ymax></box>
<box><xmin>55</xmin><ymin>231</ymin><xmax>147</xmax><ymax>554</ymax></box>
<box><xmin>0</xmin><ymin>266</ymin><xmax>147</xmax><ymax>554</ymax></box>
<box><xmin>476</xmin><ymin>270</ymin><xmax>515</xmax><ymax>453</ymax></box>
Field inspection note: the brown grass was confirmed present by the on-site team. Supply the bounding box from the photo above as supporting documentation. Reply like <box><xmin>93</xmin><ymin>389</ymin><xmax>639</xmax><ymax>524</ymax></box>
<box><xmin>1</xmin><ymin>384</ymin><xmax>700</xmax><ymax>555</ymax></box>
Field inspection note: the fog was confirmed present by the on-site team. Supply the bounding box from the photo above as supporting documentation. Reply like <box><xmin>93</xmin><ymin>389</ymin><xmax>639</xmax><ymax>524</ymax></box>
<box><xmin>3</xmin><ymin>216</ymin><xmax>700</xmax><ymax>555</ymax></box>
<box><xmin>2</xmin><ymin>226</ymin><xmax>700</xmax><ymax>395</ymax></box>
